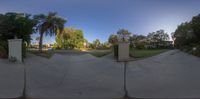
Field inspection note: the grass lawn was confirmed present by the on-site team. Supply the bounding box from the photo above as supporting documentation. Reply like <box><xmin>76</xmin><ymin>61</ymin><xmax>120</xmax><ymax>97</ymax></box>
<box><xmin>130</xmin><ymin>49</ymin><xmax>169</xmax><ymax>58</ymax></box>
<box><xmin>28</xmin><ymin>49</ymin><xmax>112</xmax><ymax>58</ymax></box>
<box><xmin>28</xmin><ymin>50</ymin><xmax>55</xmax><ymax>59</ymax></box>
<box><xmin>28</xmin><ymin>48</ymin><xmax>166</xmax><ymax>59</ymax></box>
<box><xmin>89</xmin><ymin>50</ymin><xmax>112</xmax><ymax>57</ymax></box>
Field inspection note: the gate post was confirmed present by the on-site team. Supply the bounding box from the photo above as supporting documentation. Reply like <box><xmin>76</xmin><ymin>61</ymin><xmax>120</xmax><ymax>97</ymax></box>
<box><xmin>118</xmin><ymin>42</ymin><xmax>129</xmax><ymax>61</ymax></box>
<box><xmin>8</xmin><ymin>39</ymin><xmax>22</xmax><ymax>62</ymax></box>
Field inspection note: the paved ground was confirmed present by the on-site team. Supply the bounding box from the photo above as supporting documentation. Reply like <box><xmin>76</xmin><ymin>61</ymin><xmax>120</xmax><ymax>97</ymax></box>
<box><xmin>24</xmin><ymin>54</ymin><xmax>124</xmax><ymax>98</ymax></box>
<box><xmin>0</xmin><ymin>59</ymin><xmax>24</xmax><ymax>98</ymax></box>
<box><xmin>127</xmin><ymin>50</ymin><xmax>200</xmax><ymax>98</ymax></box>
<box><xmin>1</xmin><ymin>49</ymin><xmax>200</xmax><ymax>98</ymax></box>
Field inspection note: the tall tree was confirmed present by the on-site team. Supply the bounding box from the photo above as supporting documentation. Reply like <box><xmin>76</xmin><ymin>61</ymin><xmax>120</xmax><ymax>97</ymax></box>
<box><xmin>0</xmin><ymin>12</ymin><xmax>36</xmax><ymax>57</ymax></box>
<box><xmin>147</xmin><ymin>30</ymin><xmax>169</xmax><ymax>42</ymax></box>
<box><xmin>55</xmin><ymin>28</ymin><xmax>85</xmax><ymax>49</ymax></box>
<box><xmin>35</xmin><ymin>37</ymin><xmax>40</xmax><ymax>44</ymax></box>
<box><xmin>34</xmin><ymin>12</ymin><xmax>66</xmax><ymax>52</ymax></box>
<box><xmin>130</xmin><ymin>34</ymin><xmax>146</xmax><ymax>42</ymax></box>
<box><xmin>117</xmin><ymin>29</ymin><xmax>131</xmax><ymax>42</ymax></box>
<box><xmin>147</xmin><ymin>29</ymin><xmax>169</xmax><ymax>48</ymax></box>
<box><xmin>192</xmin><ymin>14</ymin><xmax>200</xmax><ymax>41</ymax></box>
<box><xmin>130</xmin><ymin>34</ymin><xmax>147</xmax><ymax>49</ymax></box>
<box><xmin>174</xmin><ymin>22</ymin><xmax>195</xmax><ymax>47</ymax></box>
<box><xmin>93</xmin><ymin>39</ymin><xmax>101</xmax><ymax>48</ymax></box>
<box><xmin>0</xmin><ymin>12</ymin><xmax>36</xmax><ymax>43</ymax></box>
<box><xmin>108</xmin><ymin>34</ymin><xmax>118</xmax><ymax>45</ymax></box>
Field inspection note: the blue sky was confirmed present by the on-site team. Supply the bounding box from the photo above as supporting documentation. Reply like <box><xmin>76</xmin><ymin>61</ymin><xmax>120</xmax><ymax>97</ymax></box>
<box><xmin>1</xmin><ymin>0</ymin><xmax>200</xmax><ymax>44</ymax></box>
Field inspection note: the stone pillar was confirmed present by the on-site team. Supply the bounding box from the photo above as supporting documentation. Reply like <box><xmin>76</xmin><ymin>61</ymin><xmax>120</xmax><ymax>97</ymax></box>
<box><xmin>118</xmin><ymin>42</ymin><xmax>129</xmax><ymax>61</ymax></box>
<box><xmin>8</xmin><ymin>39</ymin><xmax>22</xmax><ymax>62</ymax></box>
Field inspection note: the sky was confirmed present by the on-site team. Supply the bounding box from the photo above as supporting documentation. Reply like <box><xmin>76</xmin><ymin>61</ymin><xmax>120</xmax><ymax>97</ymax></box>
<box><xmin>1</xmin><ymin>0</ymin><xmax>200</xmax><ymax>44</ymax></box>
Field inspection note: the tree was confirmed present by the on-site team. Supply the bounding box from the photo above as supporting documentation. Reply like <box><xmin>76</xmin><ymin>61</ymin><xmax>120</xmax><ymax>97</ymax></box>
<box><xmin>130</xmin><ymin>34</ymin><xmax>146</xmax><ymax>42</ymax></box>
<box><xmin>55</xmin><ymin>28</ymin><xmax>85</xmax><ymax>49</ymax></box>
<box><xmin>147</xmin><ymin>29</ymin><xmax>169</xmax><ymax>48</ymax></box>
<box><xmin>34</xmin><ymin>12</ymin><xmax>66</xmax><ymax>52</ymax></box>
<box><xmin>147</xmin><ymin>30</ymin><xmax>169</xmax><ymax>42</ymax></box>
<box><xmin>130</xmin><ymin>34</ymin><xmax>147</xmax><ymax>49</ymax></box>
<box><xmin>0</xmin><ymin>12</ymin><xmax>36</xmax><ymax>57</ymax></box>
<box><xmin>192</xmin><ymin>14</ymin><xmax>200</xmax><ymax>41</ymax></box>
<box><xmin>93</xmin><ymin>39</ymin><xmax>101</xmax><ymax>49</ymax></box>
<box><xmin>0</xmin><ymin>12</ymin><xmax>36</xmax><ymax>43</ymax></box>
<box><xmin>101</xmin><ymin>42</ymin><xmax>111</xmax><ymax>49</ymax></box>
<box><xmin>171</xmin><ymin>32</ymin><xmax>175</xmax><ymax>47</ymax></box>
<box><xmin>173</xmin><ymin>14</ymin><xmax>200</xmax><ymax>56</ymax></box>
<box><xmin>174</xmin><ymin>22</ymin><xmax>195</xmax><ymax>48</ymax></box>
<box><xmin>35</xmin><ymin>37</ymin><xmax>40</xmax><ymax>44</ymax></box>
<box><xmin>54</xmin><ymin>33</ymin><xmax>63</xmax><ymax>49</ymax></box>
<box><xmin>117</xmin><ymin>29</ymin><xmax>131</xmax><ymax>42</ymax></box>
<box><xmin>108</xmin><ymin>34</ymin><xmax>118</xmax><ymax>45</ymax></box>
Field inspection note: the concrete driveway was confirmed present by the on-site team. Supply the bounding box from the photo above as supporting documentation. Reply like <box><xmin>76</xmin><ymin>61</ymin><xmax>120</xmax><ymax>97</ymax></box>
<box><xmin>1</xmin><ymin>49</ymin><xmax>200</xmax><ymax>98</ymax></box>
<box><xmin>24</xmin><ymin>54</ymin><xmax>124</xmax><ymax>98</ymax></box>
<box><xmin>127</xmin><ymin>50</ymin><xmax>200</xmax><ymax>98</ymax></box>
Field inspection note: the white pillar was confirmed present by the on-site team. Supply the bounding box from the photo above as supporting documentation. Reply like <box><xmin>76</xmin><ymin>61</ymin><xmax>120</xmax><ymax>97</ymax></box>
<box><xmin>8</xmin><ymin>39</ymin><xmax>22</xmax><ymax>62</ymax></box>
<box><xmin>118</xmin><ymin>42</ymin><xmax>129</xmax><ymax>61</ymax></box>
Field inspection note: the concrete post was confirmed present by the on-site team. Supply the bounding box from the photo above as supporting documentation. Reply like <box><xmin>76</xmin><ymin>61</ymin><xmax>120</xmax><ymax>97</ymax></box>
<box><xmin>118</xmin><ymin>42</ymin><xmax>129</xmax><ymax>61</ymax></box>
<box><xmin>8</xmin><ymin>39</ymin><xmax>22</xmax><ymax>62</ymax></box>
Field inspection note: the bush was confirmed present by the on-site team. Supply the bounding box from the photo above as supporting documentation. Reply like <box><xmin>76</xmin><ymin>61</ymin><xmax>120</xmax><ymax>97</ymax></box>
<box><xmin>22</xmin><ymin>43</ymin><xmax>27</xmax><ymax>58</ymax></box>
<box><xmin>0</xmin><ymin>47</ymin><xmax>7</xmax><ymax>58</ymax></box>
<box><xmin>114</xmin><ymin>45</ymin><xmax>118</xmax><ymax>57</ymax></box>
<box><xmin>193</xmin><ymin>45</ymin><xmax>200</xmax><ymax>56</ymax></box>
<box><xmin>0</xmin><ymin>41</ymin><xmax>8</xmax><ymax>58</ymax></box>
<box><xmin>181</xmin><ymin>46</ymin><xmax>191</xmax><ymax>52</ymax></box>
<box><xmin>135</xmin><ymin>42</ymin><xmax>146</xmax><ymax>49</ymax></box>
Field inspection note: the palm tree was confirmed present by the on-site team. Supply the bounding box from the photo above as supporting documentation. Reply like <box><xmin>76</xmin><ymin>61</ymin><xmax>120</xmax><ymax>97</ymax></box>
<box><xmin>35</xmin><ymin>37</ymin><xmax>40</xmax><ymax>45</ymax></box>
<box><xmin>34</xmin><ymin>12</ymin><xmax>66</xmax><ymax>52</ymax></box>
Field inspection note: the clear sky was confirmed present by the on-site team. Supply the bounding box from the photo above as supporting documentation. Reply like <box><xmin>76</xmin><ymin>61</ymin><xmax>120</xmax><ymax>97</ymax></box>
<box><xmin>1</xmin><ymin>0</ymin><xmax>200</xmax><ymax>44</ymax></box>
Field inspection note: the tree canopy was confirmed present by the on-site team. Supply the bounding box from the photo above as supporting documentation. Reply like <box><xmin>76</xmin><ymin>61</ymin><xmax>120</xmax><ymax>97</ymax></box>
<box><xmin>108</xmin><ymin>34</ymin><xmax>118</xmax><ymax>45</ymax></box>
<box><xmin>173</xmin><ymin>14</ymin><xmax>200</xmax><ymax>48</ymax></box>
<box><xmin>34</xmin><ymin>12</ymin><xmax>66</xmax><ymax>51</ymax></box>
<box><xmin>173</xmin><ymin>14</ymin><xmax>200</xmax><ymax>56</ymax></box>
<box><xmin>192</xmin><ymin>14</ymin><xmax>200</xmax><ymax>40</ymax></box>
<box><xmin>55</xmin><ymin>28</ymin><xmax>85</xmax><ymax>49</ymax></box>
<box><xmin>93</xmin><ymin>39</ymin><xmax>101</xmax><ymax>48</ymax></box>
<box><xmin>147</xmin><ymin>30</ymin><xmax>169</xmax><ymax>43</ymax></box>
<box><xmin>0</xmin><ymin>12</ymin><xmax>36</xmax><ymax>43</ymax></box>
<box><xmin>117</xmin><ymin>29</ymin><xmax>131</xmax><ymax>42</ymax></box>
<box><xmin>0</xmin><ymin>12</ymin><xmax>36</xmax><ymax>57</ymax></box>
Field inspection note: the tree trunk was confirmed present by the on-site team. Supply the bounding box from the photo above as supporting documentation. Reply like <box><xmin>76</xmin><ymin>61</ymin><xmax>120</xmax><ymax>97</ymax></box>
<box><xmin>39</xmin><ymin>32</ymin><xmax>44</xmax><ymax>52</ymax></box>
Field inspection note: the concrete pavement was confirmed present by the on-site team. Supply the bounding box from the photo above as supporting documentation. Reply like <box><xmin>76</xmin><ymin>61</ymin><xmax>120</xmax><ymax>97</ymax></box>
<box><xmin>0</xmin><ymin>59</ymin><xmax>24</xmax><ymax>98</ymax></box>
<box><xmin>24</xmin><ymin>54</ymin><xmax>124</xmax><ymax>98</ymax></box>
<box><xmin>127</xmin><ymin>50</ymin><xmax>200</xmax><ymax>98</ymax></box>
<box><xmin>1</xmin><ymin>50</ymin><xmax>200</xmax><ymax>98</ymax></box>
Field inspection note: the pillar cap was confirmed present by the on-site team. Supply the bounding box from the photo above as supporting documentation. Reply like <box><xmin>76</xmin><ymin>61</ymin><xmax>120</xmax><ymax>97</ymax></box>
<box><xmin>8</xmin><ymin>39</ymin><xmax>22</xmax><ymax>42</ymax></box>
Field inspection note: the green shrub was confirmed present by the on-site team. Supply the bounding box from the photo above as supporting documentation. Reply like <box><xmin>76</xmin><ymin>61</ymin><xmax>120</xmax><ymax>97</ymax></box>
<box><xmin>22</xmin><ymin>43</ymin><xmax>27</xmax><ymax>58</ymax></box>
<box><xmin>135</xmin><ymin>42</ymin><xmax>146</xmax><ymax>49</ymax></box>
<box><xmin>0</xmin><ymin>41</ymin><xmax>8</xmax><ymax>58</ymax></box>
<box><xmin>114</xmin><ymin>45</ymin><xmax>118</xmax><ymax>57</ymax></box>
<box><xmin>193</xmin><ymin>45</ymin><xmax>200</xmax><ymax>56</ymax></box>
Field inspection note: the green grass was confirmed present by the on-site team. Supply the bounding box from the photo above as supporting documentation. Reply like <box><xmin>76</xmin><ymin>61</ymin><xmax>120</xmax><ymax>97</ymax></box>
<box><xmin>90</xmin><ymin>50</ymin><xmax>111</xmax><ymax>57</ymax></box>
<box><xmin>28</xmin><ymin>49</ymin><xmax>112</xmax><ymax>58</ymax></box>
<box><xmin>28</xmin><ymin>50</ymin><xmax>55</xmax><ymax>59</ymax></box>
<box><xmin>28</xmin><ymin>49</ymin><xmax>167</xmax><ymax>59</ymax></box>
<box><xmin>129</xmin><ymin>49</ymin><xmax>169</xmax><ymax>58</ymax></box>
